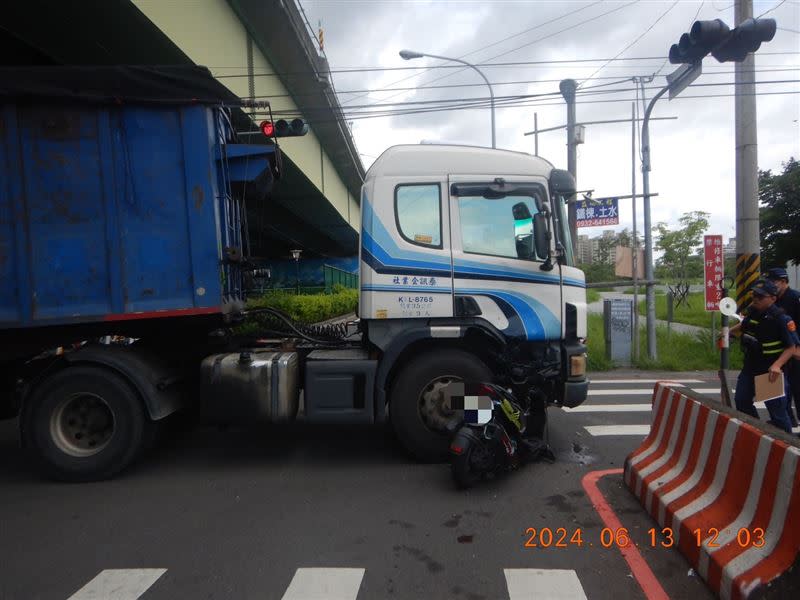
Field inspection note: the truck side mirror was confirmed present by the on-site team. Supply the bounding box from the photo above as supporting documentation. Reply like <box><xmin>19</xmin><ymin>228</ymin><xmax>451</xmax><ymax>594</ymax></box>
<box><xmin>533</xmin><ymin>213</ymin><xmax>549</xmax><ymax>259</ymax></box>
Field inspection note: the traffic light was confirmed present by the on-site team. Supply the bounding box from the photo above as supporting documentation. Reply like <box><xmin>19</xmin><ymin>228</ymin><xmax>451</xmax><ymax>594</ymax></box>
<box><xmin>668</xmin><ymin>18</ymin><xmax>776</xmax><ymax>64</ymax></box>
<box><xmin>712</xmin><ymin>18</ymin><xmax>777</xmax><ymax>63</ymax></box>
<box><xmin>259</xmin><ymin>118</ymin><xmax>309</xmax><ymax>138</ymax></box>
<box><xmin>669</xmin><ymin>19</ymin><xmax>729</xmax><ymax>64</ymax></box>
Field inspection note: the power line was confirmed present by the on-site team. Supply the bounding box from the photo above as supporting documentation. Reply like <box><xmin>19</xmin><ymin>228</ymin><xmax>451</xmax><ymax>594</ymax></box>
<box><xmin>653</xmin><ymin>0</ymin><xmax>707</xmax><ymax>78</ymax></box>
<box><xmin>292</xmin><ymin>89</ymin><xmax>800</xmax><ymax>123</ymax></box>
<box><xmin>757</xmin><ymin>0</ymin><xmax>788</xmax><ymax>19</ymax></box>
<box><xmin>257</xmin><ymin>79</ymin><xmax>799</xmax><ymax>116</ymax></box>
<box><xmin>579</xmin><ymin>0</ymin><xmax>681</xmax><ymax>87</ymax></box>
<box><xmin>239</xmin><ymin>67</ymin><xmax>797</xmax><ymax>101</ymax></box>
<box><xmin>338</xmin><ymin>0</ymin><xmax>606</xmax><ymax>107</ymax></box>
<box><xmin>213</xmin><ymin>51</ymin><xmax>800</xmax><ymax>80</ymax></box>
<box><xmin>343</xmin><ymin>1</ymin><xmax>644</xmax><ymax>107</ymax></box>
<box><xmin>258</xmin><ymin>82</ymin><xmax>800</xmax><ymax>122</ymax></box>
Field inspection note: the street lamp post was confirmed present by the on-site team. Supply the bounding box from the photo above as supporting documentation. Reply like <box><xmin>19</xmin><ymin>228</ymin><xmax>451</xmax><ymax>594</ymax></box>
<box><xmin>399</xmin><ymin>49</ymin><xmax>495</xmax><ymax>149</ymax></box>
<box><xmin>291</xmin><ymin>249</ymin><xmax>302</xmax><ymax>294</ymax></box>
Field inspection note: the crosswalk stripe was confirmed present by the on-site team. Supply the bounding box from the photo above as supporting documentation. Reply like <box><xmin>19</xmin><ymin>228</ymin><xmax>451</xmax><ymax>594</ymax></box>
<box><xmin>588</xmin><ymin>387</ymin><xmax>726</xmax><ymax>396</ymax></box>
<box><xmin>281</xmin><ymin>568</ymin><xmax>365</xmax><ymax>600</ymax></box>
<box><xmin>585</xmin><ymin>425</ymin><xmax>650</xmax><ymax>436</ymax></box>
<box><xmin>588</xmin><ymin>389</ymin><xmax>655</xmax><ymax>396</ymax></box>
<box><xmin>590</xmin><ymin>379</ymin><xmax>703</xmax><ymax>384</ymax></box>
<box><xmin>67</xmin><ymin>569</ymin><xmax>166</xmax><ymax>600</ymax></box>
<box><xmin>503</xmin><ymin>568</ymin><xmax>588</xmax><ymax>600</ymax></box>
<box><xmin>564</xmin><ymin>404</ymin><xmax>652</xmax><ymax>412</ymax></box>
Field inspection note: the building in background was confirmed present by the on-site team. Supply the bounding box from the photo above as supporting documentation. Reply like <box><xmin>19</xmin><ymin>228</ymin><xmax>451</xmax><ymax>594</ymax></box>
<box><xmin>576</xmin><ymin>230</ymin><xmax>619</xmax><ymax>265</ymax></box>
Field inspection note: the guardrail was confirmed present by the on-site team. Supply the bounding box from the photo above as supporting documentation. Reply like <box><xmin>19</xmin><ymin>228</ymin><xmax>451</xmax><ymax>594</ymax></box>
<box><xmin>323</xmin><ymin>264</ymin><xmax>358</xmax><ymax>292</ymax></box>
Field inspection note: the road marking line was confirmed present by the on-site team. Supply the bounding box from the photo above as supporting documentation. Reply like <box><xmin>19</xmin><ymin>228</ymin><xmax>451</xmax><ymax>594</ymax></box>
<box><xmin>588</xmin><ymin>389</ymin><xmax>658</xmax><ymax>396</ymax></box>
<box><xmin>281</xmin><ymin>568</ymin><xmax>365</xmax><ymax>600</ymax></box>
<box><xmin>67</xmin><ymin>569</ymin><xmax>166</xmax><ymax>600</ymax></box>
<box><xmin>503</xmin><ymin>569</ymin><xmax>587</xmax><ymax>600</ymax></box>
<box><xmin>590</xmin><ymin>379</ymin><xmax>703</xmax><ymax>384</ymax></box>
<box><xmin>582</xmin><ymin>469</ymin><xmax>669</xmax><ymax>600</ymax></box>
<box><xmin>590</xmin><ymin>387</ymin><xmax>722</xmax><ymax>396</ymax></box>
<box><xmin>585</xmin><ymin>425</ymin><xmax>650</xmax><ymax>436</ymax></box>
<box><xmin>565</xmin><ymin>404</ymin><xmax>652</xmax><ymax>412</ymax></box>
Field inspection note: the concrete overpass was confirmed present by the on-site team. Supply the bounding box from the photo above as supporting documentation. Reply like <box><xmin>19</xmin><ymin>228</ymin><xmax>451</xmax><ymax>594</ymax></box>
<box><xmin>1</xmin><ymin>0</ymin><xmax>364</xmax><ymax>260</ymax></box>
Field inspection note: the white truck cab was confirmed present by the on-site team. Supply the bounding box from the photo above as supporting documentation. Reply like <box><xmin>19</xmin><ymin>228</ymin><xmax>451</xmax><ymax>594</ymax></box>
<box><xmin>353</xmin><ymin>145</ymin><xmax>589</xmax><ymax>460</ymax></box>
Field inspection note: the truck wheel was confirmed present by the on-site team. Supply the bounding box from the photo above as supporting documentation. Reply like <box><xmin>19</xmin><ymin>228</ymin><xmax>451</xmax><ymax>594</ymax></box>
<box><xmin>21</xmin><ymin>366</ymin><xmax>149</xmax><ymax>481</ymax></box>
<box><xmin>389</xmin><ymin>350</ymin><xmax>491</xmax><ymax>462</ymax></box>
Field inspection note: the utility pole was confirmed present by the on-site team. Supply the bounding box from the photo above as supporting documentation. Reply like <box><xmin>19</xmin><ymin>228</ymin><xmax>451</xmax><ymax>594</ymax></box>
<box><xmin>560</xmin><ymin>79</ymin><xmax>578</xmax><ymax>253</ymax></box>
<box><xmin>734</xmin><ymin>0</ymin><xmax>761</xmax><ymax>309</ymax></box>
<box><xmin>639</xmin><ymin>76</ymin><xmax>660</xmax><ymax>360</ymax></box>
<box><xmin>631</xmin><ymin>100</ymin><xmax>640</xmax><ymax>360</ymax></box>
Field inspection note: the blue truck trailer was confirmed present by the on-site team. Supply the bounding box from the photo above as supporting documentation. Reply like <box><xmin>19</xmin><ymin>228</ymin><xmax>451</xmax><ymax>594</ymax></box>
<box><xmin>0</xmin><ymin>66</ymin><xmax>588</xmax><ymax>481</ymax></box>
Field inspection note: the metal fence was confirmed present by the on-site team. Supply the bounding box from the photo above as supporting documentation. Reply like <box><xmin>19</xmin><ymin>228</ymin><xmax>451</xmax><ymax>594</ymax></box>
<box><xmin>323</xmin><ymin>264</ymin><xmax>359</xmax><ymax>292</ymax></box>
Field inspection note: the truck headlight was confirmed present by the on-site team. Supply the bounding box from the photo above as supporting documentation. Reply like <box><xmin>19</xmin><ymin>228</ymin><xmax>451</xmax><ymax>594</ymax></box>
<box><xmin>570</xmin><ymin>354</ymin><xmax>586</xmax><ymax>377</ymax></box>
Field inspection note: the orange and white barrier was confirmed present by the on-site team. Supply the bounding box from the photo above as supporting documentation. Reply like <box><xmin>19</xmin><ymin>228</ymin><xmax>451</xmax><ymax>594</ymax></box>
<box><xmin>624</xmin><ymin>383</ymin><xmax>800</xmax><ymax>599</ymax></box>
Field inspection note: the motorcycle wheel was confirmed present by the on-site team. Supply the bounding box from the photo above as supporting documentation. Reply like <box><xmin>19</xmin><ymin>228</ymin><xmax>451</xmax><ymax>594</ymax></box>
<box><xmin>451</xmin><ymin>434</ymin><xmax>495</xmax><ymax>489</ymax></box>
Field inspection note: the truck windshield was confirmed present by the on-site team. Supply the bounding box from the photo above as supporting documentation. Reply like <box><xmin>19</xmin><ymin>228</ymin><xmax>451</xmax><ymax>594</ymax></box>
<box><xmin>552</xmin><ymin>194</ymin><xmax>575</xmax><ymax>266</ymax></box>
<box><xmin>458</xmin><ymin>194</ymin><xmax>545</xmax><ymax>261</ymax></box>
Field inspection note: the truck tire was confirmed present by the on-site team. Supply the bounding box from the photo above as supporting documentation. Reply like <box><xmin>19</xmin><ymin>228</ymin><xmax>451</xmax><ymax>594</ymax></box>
<box><xmin>20</xmin><ymin>366</ymin><xmax>151</xmax><ymax>481</ymax></box>
<box><xmin>389</xmin><ymin>350</ymin><xmax>491</xmax><ymax>463</ymax></box>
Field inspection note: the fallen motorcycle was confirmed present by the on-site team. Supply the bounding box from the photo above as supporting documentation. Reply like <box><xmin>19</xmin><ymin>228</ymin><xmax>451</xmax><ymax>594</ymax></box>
<box><xmin>447</xmin><ymin>382</ymin><xmax>554</xmax><ymax>489</ymax></box>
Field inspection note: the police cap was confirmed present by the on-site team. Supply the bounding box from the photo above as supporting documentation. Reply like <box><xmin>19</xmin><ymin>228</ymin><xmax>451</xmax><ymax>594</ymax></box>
<box><xmin>751</xmin><ymin>279</ymin><xmax>779</xmax><ymax>297</ymax></box>
<box><xmin>765</xmin><ymin>267</ymin><xmax>789</xmax><ymax>281</ymax></box>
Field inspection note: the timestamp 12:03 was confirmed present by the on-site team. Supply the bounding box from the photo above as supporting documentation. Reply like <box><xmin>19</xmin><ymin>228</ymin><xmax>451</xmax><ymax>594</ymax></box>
<box><xmin>524</xmin><ymin>527</ymin><xmax>766</xmax><ymax>549</ymax></box>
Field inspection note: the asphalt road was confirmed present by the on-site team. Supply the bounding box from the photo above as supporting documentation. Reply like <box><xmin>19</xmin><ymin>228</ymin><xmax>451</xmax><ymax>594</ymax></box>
<box><xmin>0</xmin><ymin>372</ymin><xmax>727</xmax><ymax>600</ymax></box>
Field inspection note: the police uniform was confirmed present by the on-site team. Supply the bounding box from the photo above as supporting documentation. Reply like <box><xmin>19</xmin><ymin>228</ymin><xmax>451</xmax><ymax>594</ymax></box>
<box><xmin>733</xmin><ymin>280</ymin><xmax>799</xmax><ymax>433</ymax></box>
<box><xmin>767</xmin><ymin>267</ymin><xmax>800</xmax><ymax>423</ymax></box>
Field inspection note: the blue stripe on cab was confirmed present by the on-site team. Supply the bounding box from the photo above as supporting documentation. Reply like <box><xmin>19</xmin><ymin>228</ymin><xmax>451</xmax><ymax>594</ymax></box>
<box><xmin>456</xmin><ymin>288</ymin><xmax>561</xmax><ymax>341</ymax></box>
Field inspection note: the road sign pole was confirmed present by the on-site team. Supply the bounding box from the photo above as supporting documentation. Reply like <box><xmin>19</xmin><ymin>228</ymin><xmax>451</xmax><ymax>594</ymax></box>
<box><xmin>639</xmin><ymin>63</ymin><xmax>702</xmax><ymax>360</ymax></box>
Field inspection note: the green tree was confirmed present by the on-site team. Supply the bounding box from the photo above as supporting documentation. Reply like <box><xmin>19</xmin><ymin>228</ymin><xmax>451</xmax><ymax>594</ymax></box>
<box><xmin>578</xmin><ymin>262</ymin><xmax>615</xmax><ymax>283</ymax></box>
<box><xmin>596</xmin><ymin>235</ymin><xmax>616</xmax><ymax>266</ymax></box>
<box><xmin>615</xmin><ymin>227</ymin><xmax>634</xmax><ymax>248</ymax></box>
<box><xmin>759</xmin><ymin>157</ymin><xmax>800</xmax><ymax>267</ymax></box>
<box><xmin>654</xmin><ymin>211</ymin><xmax>710</xmax><ymax>282</ymax></box>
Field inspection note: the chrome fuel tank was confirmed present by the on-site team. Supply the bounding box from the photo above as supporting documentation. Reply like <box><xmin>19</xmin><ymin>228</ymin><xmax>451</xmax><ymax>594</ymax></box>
<box><xmin>200</xmin><ymin>350</ymin><xmax>299</xmax><ymax>423</ymax></box>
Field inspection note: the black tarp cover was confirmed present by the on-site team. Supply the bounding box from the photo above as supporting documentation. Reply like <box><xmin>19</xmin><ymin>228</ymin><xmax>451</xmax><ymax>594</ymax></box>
<box><xmin>0</xmin><ymin>65</ymin><xmax>242</xmax><ymax>105</ymax></box>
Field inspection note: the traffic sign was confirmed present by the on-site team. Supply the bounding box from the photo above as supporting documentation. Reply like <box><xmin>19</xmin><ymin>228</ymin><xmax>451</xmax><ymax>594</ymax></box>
<box><xmin>576</xmin><ymin>198</ymin><xmax>619</xmax><ymax>228</ymax></box>
<box><xmin>704</xmin><ymin>235</ymin><xmax>724</xmax><ymax>311</ymax></box>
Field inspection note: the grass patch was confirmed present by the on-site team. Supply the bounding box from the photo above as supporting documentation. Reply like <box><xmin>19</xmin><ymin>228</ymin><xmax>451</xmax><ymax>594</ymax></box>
<box><xmin>587</xmin><ymin>313</ymin><xmax>743</xmax><ymax>372</ymax></box>
<box><xmin>634</xmin><ymin>326</ymin><xmax>744</xmax><ymax>371</ymax></box>
<box><xmin>637</xmin><ymin>292</ymin><xmax>718</xmax><ymax>328</ymax></box>
<box><xmin>586</xmin><ymin>289</ymin><xmax>602</xmax><ymax>304</ymax></box>
<box><xmin>246</xmin><ymin>286</ymin><xmax>358</xmax><ymax>323</ymax></box>
<box><xmin>587</xmin><ymin>313</ymin><xmax>614</xmax><ymax>371</ymax></box>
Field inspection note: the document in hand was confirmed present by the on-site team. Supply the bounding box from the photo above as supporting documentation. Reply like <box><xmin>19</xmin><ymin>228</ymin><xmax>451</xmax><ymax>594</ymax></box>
<box><xmin>754</xmin><ymin>372</ymin><xmax>785</xmax><ymax>402</ymax></box>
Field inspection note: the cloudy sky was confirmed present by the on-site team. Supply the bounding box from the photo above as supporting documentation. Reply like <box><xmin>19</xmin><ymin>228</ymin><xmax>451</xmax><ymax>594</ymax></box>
<box><xmin>299</xmin><ymin>0</ymin><xmax>799</xmax><ymax>242</ymax></box>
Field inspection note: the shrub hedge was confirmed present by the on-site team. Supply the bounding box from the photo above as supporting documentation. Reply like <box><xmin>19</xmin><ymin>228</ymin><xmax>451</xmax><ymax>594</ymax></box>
<box><xmin>246</xmin><ymin>285</ymin><xmax>358</xmax><ymax>323</ymax></box>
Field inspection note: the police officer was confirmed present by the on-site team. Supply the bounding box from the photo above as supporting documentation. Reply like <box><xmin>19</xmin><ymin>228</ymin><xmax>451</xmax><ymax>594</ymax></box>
<box><xmin>766</xmin><ymin>267</ymin><xmax>800</xmax><ymax>427</ymax></box>
<box><xmin>729</xmin><ymin>279</ymin><xmax>799</xmax><ymax>433</ymax></box>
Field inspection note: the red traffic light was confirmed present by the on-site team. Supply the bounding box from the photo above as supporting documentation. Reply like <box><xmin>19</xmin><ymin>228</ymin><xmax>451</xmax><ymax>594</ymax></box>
<box><xmin>259</xmin><ymin>120</ymin><xmax>275</xmax><ymax>137</ymax></box>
